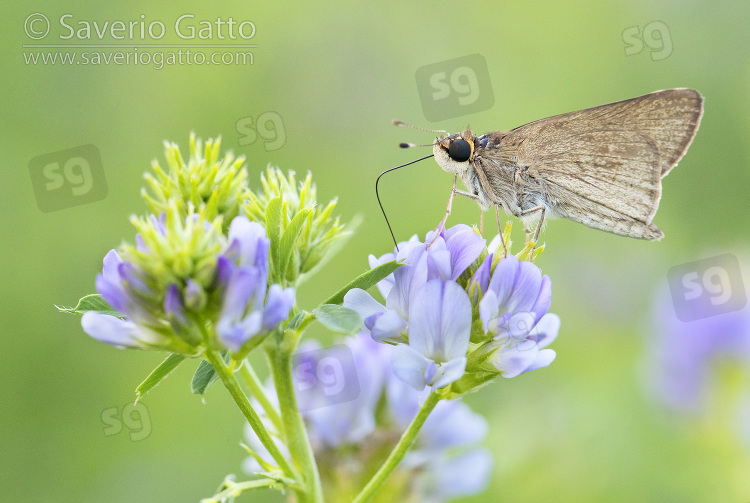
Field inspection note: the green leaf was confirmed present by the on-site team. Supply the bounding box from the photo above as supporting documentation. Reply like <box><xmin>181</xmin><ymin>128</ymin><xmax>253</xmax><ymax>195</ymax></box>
<box><xmin>265</xmin><ymin>197</ymin><xmax>283</xmax><ymax>279</ymax></box>
<box><xmin>286</xmin><ymin>310</ymin><xmax>312</xmax><ymax>331</ymax></box>
<box><xmin>278</xmin><ymin>208</ymin><xmax>311</xmax><ymax>280</ymax></box>
<box><xmin>191</xmin><ymin>358</ymin><xmax>219</xmax><ymax>394</ymax></box>
<box><xmin>56</xmin><ymin>294</ymin><xmax>121</xmax><ymax>318</ymax></box>
<box><xmin>135</xmin><ymin>353</ymin><xmax>187</xmax><ymax>402</ymax></box>
<box><xmin>312</xmin><ymin>304</ymin><xmax>362</xmax><ymax>334</ymax></box>
<box><xmin>322</xmin><ymin>259</ymin><xmax>401</xmax><ymax>305</ymax></box>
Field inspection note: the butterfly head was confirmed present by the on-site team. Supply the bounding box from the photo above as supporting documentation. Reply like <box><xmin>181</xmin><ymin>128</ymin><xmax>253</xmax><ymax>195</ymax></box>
<box><xmin>433</xmin><ymin>126</ymin><xmax>480</xmax><ymax>174</ymax></box>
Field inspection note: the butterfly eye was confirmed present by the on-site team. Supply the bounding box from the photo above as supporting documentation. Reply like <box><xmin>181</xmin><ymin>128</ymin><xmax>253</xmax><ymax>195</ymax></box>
<box><xmin>448</xmin><ymin>138</ymin><xmax>471</xmax><ymax>162</ymax></box>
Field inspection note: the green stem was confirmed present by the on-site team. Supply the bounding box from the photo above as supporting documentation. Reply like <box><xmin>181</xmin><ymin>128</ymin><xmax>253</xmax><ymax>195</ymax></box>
<box><xmin>266</xmin><ymin>341</ymin><xmax>324</xmax><ymax>503</ymax></box>
<box><xmin>202</xmin><ymin>348</ymin><xmax>297</xmax><ymax>482</ymax></box>
<box><xmin>201</xmin><ymin>478</ymin><xmax>278</xmax><ymax>503</ymax></box>
<box><xmin>239</xmin><ymin>360</ymin><xmax>283</xmax><ymax>434</ymax></box>
<box><xmin>352</xmin><ymin>390</ymin><xmax>442</xmax><ymax>503</ymax></box>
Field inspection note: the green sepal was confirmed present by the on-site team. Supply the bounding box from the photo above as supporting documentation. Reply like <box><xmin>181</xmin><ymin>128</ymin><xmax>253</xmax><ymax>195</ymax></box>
<box><xmin>56</xmin><ymin>294</ymin><xmax>121</xmax><ymax>318</ymax></box>
<box><xmin>265</xmin><ymin>197</ymin><xmax>283</xmax><ymax>279</ymax></box>
<box><xmin>286</xmin><ymin>310</ymin><xmax>313</xmax><ymax>331</ymax></box>
<box><xmin>531</xmin><ymin>243</ymin><xmax>546</xmax><ymax>261</ymax></box>
<box><xmin>469</xmin><ymin>317</ymin><xmax>491</xmax><ymax>344</ymax></box>
<box><xmin>191</xmin><ymin>350</ymin><xmax>229</xmax><ymax>394</ymax></box>
<box><xmin>322</xmin><ymin>259</ymin><xmax>401</xmax><ymax>305</ymax></box>
<box><xmin>278</xmin><ymin>208</ymin><xmax>312</xmax><ymax>283</ymax></box>
<box><xmin>312</xmin><ymin>304</ymin><xmax>362</xmax><ymax>334</ymax></box>
<box><xmin>447</xmin><ymin>370</ymin><xmax>499</xmax><ymax>397</ymax></box>
<box><xmin>240</xmin><ymin>442</ymin><xmax>278</xmax><ymax>473</ymax></box>
<box><xmin>135</xmin><ymin>353</ymin><xmax>187</xmax><ymax>402</ymax></box>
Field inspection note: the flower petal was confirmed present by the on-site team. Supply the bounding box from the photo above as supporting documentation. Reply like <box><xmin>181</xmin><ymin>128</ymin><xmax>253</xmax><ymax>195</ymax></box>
<box><xmin>486</xmin><ymin>255</ymin><xmax>519</xmax><ymax>307</ymax></box>
<box><xmin>220</xmin><ymin>266</ymin><xmax>261</xmax><ymax>321</ymax></box>
<box><xmin>218</xmin><ymin>311</ymin><xmax>263</xmax><ymax>352</ymax></box>
<box><xmin>505</xmin><ymin>260</ymin><xmax>543</xmax><ymax>313</ymax></box>
<box><xmin>386</xmin><ymin>244</ymin><xmax>429</xmax><ymax>320</ymax></box>
<box><xmin>529</xmin><ymin>274</ymin><xmax>552</xmax><ymax>324</ymax></box>
<box><xmin>262</xmin><ymin>284</ymin><xmax>295</xmax><ymax>331</ymax></box>
<box><xmin>426</xmin><ymin>248</ymin><xmax>452</xmax><ymax>282</ymax></box>
<box><xmin>526</xmin><ymin>349</ymin><xmax>556</xmax><ymax>372</ymax></box>
<box><xmin>366</xmin><ymin>310</ymin><xmax>407</xmax><ymax>343</ymax></box>
<box><xmin>368</xmin><ymin>253</ymin><xmax>396</xmax><ymax>300</ymax></box>
<box><xmin>426</xmin><ymin>448</ymin><xmax>494</xmax><ymax>499</ymax></box>
<box><xmin>392</xmin><ymin>344</ymin><xmax>432</xmax><ymax>390</ymax></box>
<box><xmin>164</xmin><ymin>284</ymin><xmax>187</xmax><ymax>325</ymax></box>
<box><xmin>96</xmin><ymin>250</ymin><xmax>127</xmax><ymax>312</ymax></box>
<box><xmin>491</xmin><ymin>342</ymin><xmax>539</xmax><ymax>378</ymax></box>
<box><xmin>343</xmin><ymin>288</ymin><xmax>387</xmax><ymax>330</ymax></box>
<box><xmin>469</xmin><ymin>254</ymin><xmax>493</xmax><ymax>301</ymax></box>
<box><xmin>408</xmin><ymin>279</ymin><xmax>471</xmax><ymax>361</ymax></box>
<box><xmin>444</xmin><ymin>227</ymin><xmax>485</xmax><ymax>279</ymax></box>
<box><xmin>533</xmin><ymin>313</ymin><xmax>561</xmax><ymax>349</ymax></box>
<box><xmin>184</xmin><ymin>279</ymin><xmax>206</xmax><ymax>310</ymax></box>
<box><xmin>432</xmin><ymin>357</ymin><xmax>467</xmax><ymax>388</ymax></box>
<box><xmin>228</xmin><ymin>216</ymin><xmax>270</xmax><ymax>272</ymax></box>
<box><xmin>478</xmin><ymin>290</ymin><xmax>499</xmax><ymax>334</ymax></box>
<box><xmin>82</xmin><ymin>312</ymin><xmax>147</xmax><ymax>348</ymax></box>
<box><xmin>421</xmin><ymin>400</ymin><xmax>488</xmax><ymax>451</ymax></box>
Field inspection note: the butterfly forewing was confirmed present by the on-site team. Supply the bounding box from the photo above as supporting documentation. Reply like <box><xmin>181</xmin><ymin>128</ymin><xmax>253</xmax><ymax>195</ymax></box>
<box><xmin>486</xmin><ymin>88</ymin><xmax>703</xmax><ymax>239</ymax></box>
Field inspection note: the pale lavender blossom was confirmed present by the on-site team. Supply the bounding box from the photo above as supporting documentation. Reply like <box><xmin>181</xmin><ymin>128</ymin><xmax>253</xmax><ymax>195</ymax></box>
<box><xmin>646</xmin><ymin>288</ymin><xmax>750</xmax><ymax>412</ymax></box>
<box><xmin>299</xmin><ymin>335</ymin><xmax>391</xmax><ymax>447</ymax></box>
<box><xmin>344</xmin><ymin>225</ymin><xmax>484</xmax><ymax>389</ymax></box>
<box><xmin>82</xmin><ymin>249</ymin><xmax>173</xmax><ymax>350</ymax></box>
<box><xmin>243</xmin><ymin>333</ymin><xmax>493</xmax><ymax>502</ymax></box>
<box><xmin>478</xmin><ymin>254</ymin><xmax>558</xmax><ymax>377</ymax></box>
<box><xmin>391</xmin><ymin>279</ymin><xmax>472</xmax><ymax>390</ymax></box>
<box><xmin>82</xmin><ymin>215</ymin><xmax>294</xmax><ymax>354</ymax></box>
<box><xmin>215</xmin><ymin>218</ymin><xmax>295</xmax><ymax>352</ymax></box>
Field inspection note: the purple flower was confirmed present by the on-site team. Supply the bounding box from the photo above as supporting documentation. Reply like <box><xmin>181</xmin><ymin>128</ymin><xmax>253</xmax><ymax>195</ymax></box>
<box><xmin>215</xmin><ymin>217</ymin><xmax>295</xmax><ymax>352</ymax></box>
<box><xmin>81</xmin><ymin>311</ymin><xmax>170</xmax><ymax>349</ymax></box>
<box><xmin>82</xmin><ymin>214</ymin><xmax>294</xmax><ymax>354</ymax></box>
<box><xmin>646</xmin><ymin>287</ymin><xmax>750</xmax><ymax>412</ymax></box>
<box><xmin>348</xmin><ymin>224</ymin><xmax>559</xmax><ymax>387</ymax></box>
<box><xmin>478</xmin><ymin>254</ymin><xmax>551</xmax><ymax>334</ymax></box>
<box><xmin>488</xmin><ymin>312</ymin><xmax>560</xmax><ymax>378</ymax></box>
<box><xmin>477</xmin><ymin>254</ymin><xmax>557</xmax><ymax>377</ymax></box>
<box><xmin>244</xmin><ymin>332</ymin><xmax>493</xmax><ymax>502</ymax></box>
<box><xmin>82</xmin><ymin>249</ymin><xmax>175</xmax><ymax>350</ymax></box>
<box><xmin>299</xmin><ymin>336</ymin><xmax>391</xmax><ymax>447</ymax></box>
<box><xmin>94</xmin><ymin>250</ymin><xmax>154</xmax><ymax>325</ymax></box>
<box><xmin>416</xmin><ymin>448</ymin><xmax>494</xmax><ymax>502</ymax></box>
<box><xmin>391</xmin><ymin>279</ymin><xmax>472</xmax><ymax>390</ymax></box>
<box><xmin>469</xmin><ymin>252</ymin><xmax>493</xmax><ymax>301</ymax></box>
<box><xmin>344</xmin><ymin>225</ymin><xmax>484</xmax><ymax>389</ymax></box>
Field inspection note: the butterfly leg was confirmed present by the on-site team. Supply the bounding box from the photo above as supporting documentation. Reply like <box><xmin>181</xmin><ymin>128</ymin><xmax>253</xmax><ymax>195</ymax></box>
<box><xmin>519</xmin><ymin>205</ymin><xmax>547</xmax><ymax>244</ymax></box>
<box><xmin>430</xmin><ymin>175</ymin><xmax>480</xmax><ymax>247</ymax></box>
<box><xmin>495</xmin><ymin>205</ymin><xmax>508</xmax><ymax>257</ymax></box>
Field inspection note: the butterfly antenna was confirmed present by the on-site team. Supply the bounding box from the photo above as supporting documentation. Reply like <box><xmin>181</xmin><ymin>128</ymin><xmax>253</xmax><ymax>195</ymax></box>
<box><xmin>376</xmin><ymin>154</ymin><xmax>435</xmax><ymax>251</ymax></box>
<box><xmin>392</xmin><ymin>119</ymin><xmax>448</xmax><ymax>135</ymax></box>
<box><xmin>399</xmin><ymin>142</ymin><xmax>433</xmax><ymax>148</ymax></box>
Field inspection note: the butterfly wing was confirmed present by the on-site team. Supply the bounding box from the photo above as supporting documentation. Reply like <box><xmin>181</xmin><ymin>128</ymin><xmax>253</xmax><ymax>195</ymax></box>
<box><xmin>496</xmin><ymin>88</ymin><xmax>704</xmax><ymax>239</ymax></box>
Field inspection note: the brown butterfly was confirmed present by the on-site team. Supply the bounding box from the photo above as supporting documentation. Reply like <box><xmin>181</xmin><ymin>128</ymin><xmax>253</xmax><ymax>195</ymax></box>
<box><xmin>388</xmin><ymin>88</ymin><xmax>703</xmax><ymax>246</ymax></box>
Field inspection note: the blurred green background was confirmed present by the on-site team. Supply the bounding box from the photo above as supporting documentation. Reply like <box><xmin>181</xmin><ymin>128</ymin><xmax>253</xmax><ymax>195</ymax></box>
<box><xmin>2</xmin><ymin>0</ymin><xmax>750</xmax><ymax>501</ymax></box>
